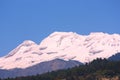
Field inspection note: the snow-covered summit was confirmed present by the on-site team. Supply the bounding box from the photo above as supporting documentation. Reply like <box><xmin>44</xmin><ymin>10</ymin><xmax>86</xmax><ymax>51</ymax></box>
<box><xmin>22</xmin><ymin>40</ymin><xmax>37</xmax><ymax>46</ymax></box>
<box><xmin>89</xmin><ymin>32</ymin><xmax>107</xmax><ymax>35</ymax></box>
<box><xmin>49</xmin><ymin>31</ymin><xmax>77</xmax><ymax>37</ymax></box>
<box><xmin>4</xmin><ymin>40</ymin><xmax>37</xmax><ymax>57</ymax></box>
<box><xmin>19</xmin><ymin>40</ymin><xmax>37</xmax><ymax>47</ymax></box>
<box><xmin>0</xmin><ymin>32</ymin><xmax>120</xmax><ymax>70</ymax></box>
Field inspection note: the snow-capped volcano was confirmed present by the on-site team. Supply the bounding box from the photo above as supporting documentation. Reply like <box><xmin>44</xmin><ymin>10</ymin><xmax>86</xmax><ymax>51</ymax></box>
<box><xmin>0</xmin><ymin>32</ymin><xmax>120</xmax><ymax>70</ymax></box>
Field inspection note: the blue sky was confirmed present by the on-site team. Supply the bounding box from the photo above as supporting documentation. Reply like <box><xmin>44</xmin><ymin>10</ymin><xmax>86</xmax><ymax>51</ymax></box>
<box><xmin>0</xmin><ymin>0</ymin><xmax>120</xmax><ymax>57</ymax></box>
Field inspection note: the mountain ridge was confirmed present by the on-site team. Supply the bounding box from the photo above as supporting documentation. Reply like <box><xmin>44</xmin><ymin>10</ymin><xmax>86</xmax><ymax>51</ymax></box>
<box><xmin>0</xmin><ymin>32</ymin><xmax>120</xmax><ymax>70</ymax></box>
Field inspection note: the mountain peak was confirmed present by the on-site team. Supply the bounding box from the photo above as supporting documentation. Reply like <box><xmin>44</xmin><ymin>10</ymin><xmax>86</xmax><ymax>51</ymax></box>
<box><xmin>21</xmin><ymin>40</ymin><xmax>36</xmax><ymax>46</ymax></box>
<box><xmin>49</xmin><ymin>31</ymin><xmax>78</xmax><ymax>37</ymax></box>
<box><xmin>0</xmin><ymin>32</ymin><xmax>120</xmax><ymax>70</ymax></box>
<box><xmin>3</xmin><ymin>40</ymin><xmax>37</xmax><ymax>59</ymax></box>
<box><xmin>89</xmin><ymin>32</ymin><xmax>108</xmax><ymax>36</ymax></box>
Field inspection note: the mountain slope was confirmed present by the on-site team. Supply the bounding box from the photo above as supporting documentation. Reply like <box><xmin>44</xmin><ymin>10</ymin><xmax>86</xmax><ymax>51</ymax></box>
<box><xmin>108</xmin><ymin>52</ymin><xmax>120</xmax><ymax>61</ymax></box>
<box><xmin>0</xmin><ymin>32</ymin><xmax>120</xmax><ymax>70</ymax></box>
<box><xmin>0</xmin><ymin>59</ymin><xmax>82</xmax><ymax>78</ymax></box>
<box><xmin>3</xmin><ymin>59</ymin><xmax>120</xmax><ymax>80</ymax></box>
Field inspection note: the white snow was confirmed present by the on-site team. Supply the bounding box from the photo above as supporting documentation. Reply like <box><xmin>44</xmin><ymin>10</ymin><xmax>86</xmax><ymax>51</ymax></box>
<box><xmin>0</xmin><ymin>32</ymin><xmax>120</xmax><ymax>69</ymax></box>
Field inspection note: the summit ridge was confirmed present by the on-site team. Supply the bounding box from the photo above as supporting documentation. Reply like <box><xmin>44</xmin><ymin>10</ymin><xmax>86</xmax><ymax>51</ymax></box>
<box><xmin>0</xmin><ymin>32</ymin><xmax>120</xmax><ymax>69</ymax></box>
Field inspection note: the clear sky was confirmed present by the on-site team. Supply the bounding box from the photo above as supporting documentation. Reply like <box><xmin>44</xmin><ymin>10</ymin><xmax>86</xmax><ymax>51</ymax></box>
<box><xmin>0</xmin><ymin>0</ymin><xmax>120</xmax><ymax>57</ymax></box>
